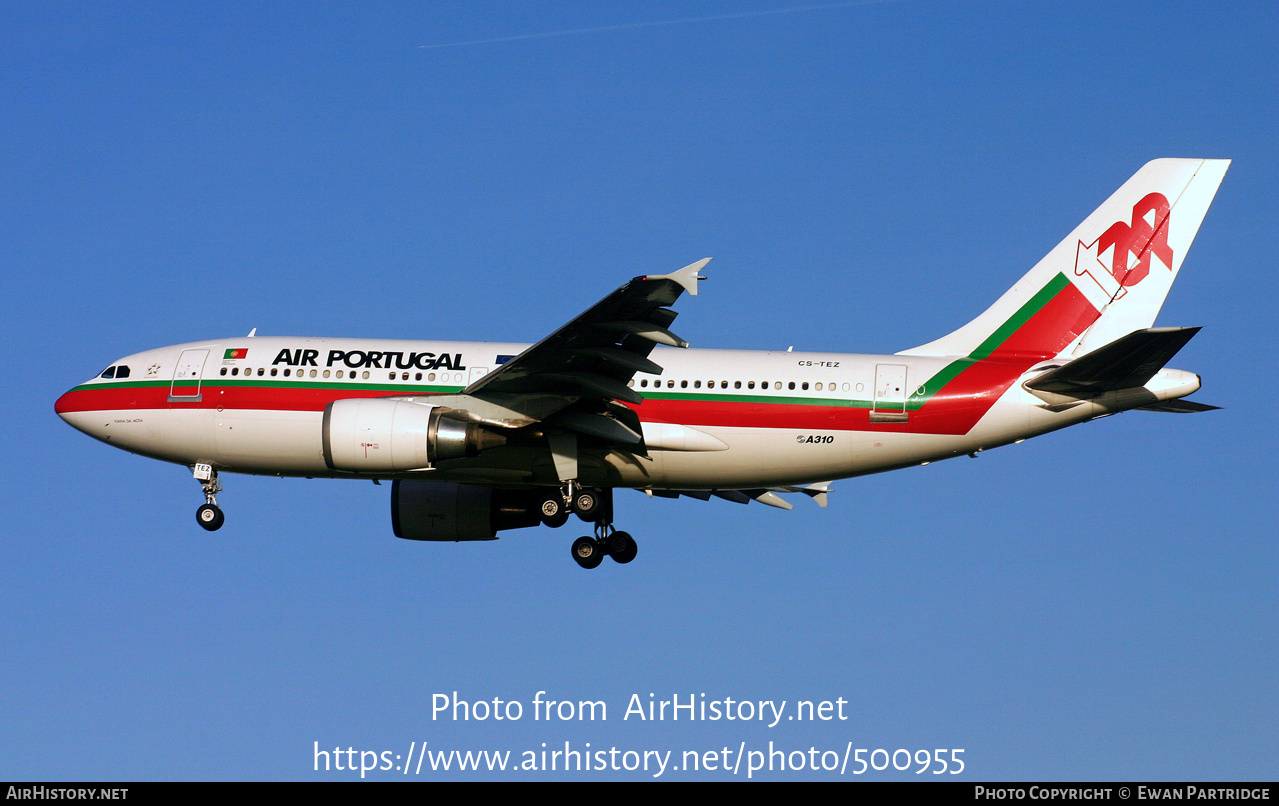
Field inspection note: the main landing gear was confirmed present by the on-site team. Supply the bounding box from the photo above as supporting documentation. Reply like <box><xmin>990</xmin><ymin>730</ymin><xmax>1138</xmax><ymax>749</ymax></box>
<box><xmin>192</xmin><ymin>463</ymin><xmax>225</xmax><ymax>531</ymax></box>
<box><xmin>536</xmin><ymin>485</ymin><xmax>638</xmax><ymax>569</ymax></box>
<box><xmin>571</xmin><ymin>528</ymin><xmax>637</xmax><ymax>569</ymax></box>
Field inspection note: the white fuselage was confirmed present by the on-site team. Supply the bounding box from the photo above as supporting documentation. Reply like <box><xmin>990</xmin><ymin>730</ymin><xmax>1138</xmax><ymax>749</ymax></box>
<box><xmin>56</xmin><ymin>336</ymin><xmax>1185</xmax><ymax>491</ymax></box>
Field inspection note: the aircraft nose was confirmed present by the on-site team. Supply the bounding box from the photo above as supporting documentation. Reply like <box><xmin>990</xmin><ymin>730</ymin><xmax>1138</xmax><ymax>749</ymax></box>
<box><xmin>54</xmin><ymin>388</ymin><xmax>76</xmax><ymax>422</ymax></box>
<box><xmin>54</xmin><ymin>386</ymin><xmax>97</xmax><ymax>435</ymax></box>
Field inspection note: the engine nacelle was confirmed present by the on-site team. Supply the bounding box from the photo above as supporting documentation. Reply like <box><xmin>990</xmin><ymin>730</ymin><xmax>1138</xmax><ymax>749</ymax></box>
<box><xmin>322</xmin><ymin>398</ymin><xmax>502</xmax><ymax>472</ymax></box>
<box><xmin>391</xmin><ymin>481</ymin><xmax>541</xmax><ymax>541</ymax></box>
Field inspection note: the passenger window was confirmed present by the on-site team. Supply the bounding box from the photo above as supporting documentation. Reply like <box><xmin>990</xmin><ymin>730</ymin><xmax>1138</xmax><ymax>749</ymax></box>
<box><xmin>815</xmin><ymin>382</ymin><xmax>823</xmax><ymax>391</ymax></box>
<box><xmin>681</xmin><ymin>380</ymin><xmax>688</xmax><ymax>389</ymax></box>
<box><xmin>231</xmin><ymin>367</ymin><xmax>239</xmax><ymax>376</ymax></box>
<box><xmin>428</xmin><ymin>372</ymin><xmax>436</xmax><ymax>381</ymax></box>
<box><xmin>284</xmin><ymin>368</ymin><xmax>291</xmax><ymax>377</ymax></box>
<box><xmin>100</xmin><ymin>367</ymin><xmax>116</xmax><ymax>379</ymax></box>
<box><xmin>310</xmin><ymin>369</ymin><xmax>317</xmax><ymax>378</ymax></box>
<box><xmin>415</xmin><ymin>372</ymin><xmax>421</xmax><ymax>381</ymax></box>
<box><xmin>788</xmin><ymin>381</ymin><xmax>796</xmax><ymax>390</ymax></box>
<box><xmin>748</xmin><ymin>381</ymin><xmax>755</xmax><ymax>389</ymax></box>
<box><xmin>219</xmin><ymin>367</ymin><xmax>227</xmax><ymax>376</ymax></box>
<box><xmin>271</xmin><ymin>368</ymin><xmax>278</xmax><ymax>377</ymax></box>
<box><xmin>762</xmin><ymin>382</ymin><xmax>769</xmax><ymax>390</ymax></box>
<box><xmin>628</xmin><ymin>380</ymin><xmax>635</xmax><ymax>388</ymax></box>
<box><xmin>362</xmin><ymin>371</ymin><xmax>370</xmax><ymax>379</ymax></box>
<box><xmin>802</xmin><ymin>382</ymin><xmax>809</xmax><ymax>391</ymax></box>
<box><xmin>641</xmin><ymin>379</ymin><xmax>648</xmax><ymax>388</ymax></box>
<box><xmin>323</xmin><ymin>370</ymin><xmax>330</xmax><ymax>378</ymax></box>
<box><xmin>667</xmin><ymin>380</ymin><xmax>674</xmax><ymax>388</ymax></box>
<box><xmin>693</xmin><ymin>380</ymin><xmax>701</xmax><ymax>389</ymax></box>
<box><xmin>389</xmin><ymin>372</ymin><xmax>396</xmax><ymax>380</ymax></box>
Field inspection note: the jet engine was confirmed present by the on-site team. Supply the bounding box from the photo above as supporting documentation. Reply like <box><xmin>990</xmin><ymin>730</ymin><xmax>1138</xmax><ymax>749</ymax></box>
<box><xmin>322</xmin><ymin>399</ymin><xmax>504</xmax><ymax>472</ymax></box>
<box><xmin>391</xmin><ymin>481</ymin><xmax>541</xmax><ymax>541</ymax></box>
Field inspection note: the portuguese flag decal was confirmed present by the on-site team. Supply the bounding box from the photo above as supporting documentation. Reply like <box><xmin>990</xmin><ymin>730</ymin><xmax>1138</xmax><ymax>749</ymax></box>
<box><xmin>224</xmin><ymin>348</ymin><xmax>248</xmax><ymax>359</ymax></box>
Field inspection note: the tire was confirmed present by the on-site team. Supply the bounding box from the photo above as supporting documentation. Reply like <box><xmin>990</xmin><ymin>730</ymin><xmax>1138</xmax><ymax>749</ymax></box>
<box><xmin>608</xmin><ymin>531</ymin><xmax>637</xmax><ymax>564</ymax></box>
<box><xmin>572</xmin><ymin>489</ymin><xmax>601</xmax><ymax>522</ymax></box>
<box><xmin>196</xmin><ymin>504</ymin><xmax>224</xmax><ymax>531</ymax></box>
<box><xmin>538</xmin><ymin>493</ymin><xmax>569</xmax><ymax>528</ymax></box>
<box><xmin>570</xmin><ymin>536</ymin><xmax>603</xmax><ymax>569</ymax></box>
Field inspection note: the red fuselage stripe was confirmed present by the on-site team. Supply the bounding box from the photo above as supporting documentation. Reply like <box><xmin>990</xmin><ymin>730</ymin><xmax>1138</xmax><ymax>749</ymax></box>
<box><xmin>56</xmin><ymin>281</ymin><xmax>1102</xmax><ymax>437</ymax></box>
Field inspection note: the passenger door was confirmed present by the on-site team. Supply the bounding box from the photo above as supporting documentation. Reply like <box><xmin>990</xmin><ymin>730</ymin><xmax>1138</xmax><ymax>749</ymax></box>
<box><xmin>170</xmin><ymin>349</ymin><xmax>209</xmax><ymax>402</ymax></box>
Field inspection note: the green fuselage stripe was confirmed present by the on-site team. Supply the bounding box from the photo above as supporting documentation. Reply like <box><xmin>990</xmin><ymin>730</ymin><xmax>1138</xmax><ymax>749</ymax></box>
<box><xmin>907</xmin><ymin>272</ymin><xmax>1069</xmax><ymax>407</ymax></box>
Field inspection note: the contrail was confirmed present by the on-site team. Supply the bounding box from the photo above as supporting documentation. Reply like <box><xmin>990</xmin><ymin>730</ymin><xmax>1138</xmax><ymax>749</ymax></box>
<box><xmin>419</xmin><ymin>1</ymin><xmax>904</xmax><ymax>50</ymax></box>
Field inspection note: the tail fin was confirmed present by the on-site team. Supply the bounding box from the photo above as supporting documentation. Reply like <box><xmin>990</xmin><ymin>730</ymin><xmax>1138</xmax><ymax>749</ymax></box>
<box><xmin>899</xmin><ymin>159</ymin><xmax>1230</xmax><ymax>360</ymax></box>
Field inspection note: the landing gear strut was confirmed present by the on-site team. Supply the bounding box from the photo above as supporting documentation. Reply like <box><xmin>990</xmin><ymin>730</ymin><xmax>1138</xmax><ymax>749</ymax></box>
<box><xmin>193</xmin><ymin>463</ymin><xmax>224</xmax><ymax>531</ymax></box>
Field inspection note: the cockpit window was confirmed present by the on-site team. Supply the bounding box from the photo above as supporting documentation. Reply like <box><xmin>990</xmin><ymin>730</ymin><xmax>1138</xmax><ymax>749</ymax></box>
<box><xmin>115</xmin><ymin>365</ymin><xmax>130</xmax><ymax>378</ymax></box>
<box><xmin>100</xmin><ymin>366</ymin><xmax>116</xmax><ymax>379</ymax></box>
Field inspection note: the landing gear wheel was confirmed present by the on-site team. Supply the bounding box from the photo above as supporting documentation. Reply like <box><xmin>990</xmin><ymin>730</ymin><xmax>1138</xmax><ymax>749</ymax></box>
<box><xmin>572</xmin><ymin>489</ymin><xmax>601</xmax><ymax>522</ymax></box>
<box><xmin>570</xmin><ymin>536</ymin><xmax>604</xmax><ymax>569</ymax></box>
<box><xmin>196</xmin><ymin>503</ymin><xmax>224</xmax><ymax>531</ymax></box>
<box><xmin>538</xmin><ymin>492</ymin><xmax>569</xmax><ymax>528</ymax></box>
<box><xmin>607</xmin><ymin>530</ymin><xmax>637</xmax><ymax>564</ymax></box>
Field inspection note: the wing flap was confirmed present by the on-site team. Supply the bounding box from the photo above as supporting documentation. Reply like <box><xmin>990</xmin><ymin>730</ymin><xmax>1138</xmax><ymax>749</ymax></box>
<box><xmin>641</xmin><ymin>482</ymin><xmax>833</xmax><ymax>510</ymax></box>
<box><xmin>551</xmin><ymin>411</ymin><xmax>644</xmax><ymax>446</ymax></box>
<box><xmin>570</xmin><ymin>346</ymin><xmax>664</xmax><ymax>376</ymax></box>
<box><xmin>594</xmin><ymin>321</ymin><xmax>689</xmax><ymax>348</ymax></box>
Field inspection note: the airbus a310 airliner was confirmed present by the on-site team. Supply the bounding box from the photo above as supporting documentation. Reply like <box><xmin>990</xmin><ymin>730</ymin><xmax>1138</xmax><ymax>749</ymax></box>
<box><xmin>57</xmin><ymin>159</ymin><xmax>1228</xmax><ymax>568</ymax></box>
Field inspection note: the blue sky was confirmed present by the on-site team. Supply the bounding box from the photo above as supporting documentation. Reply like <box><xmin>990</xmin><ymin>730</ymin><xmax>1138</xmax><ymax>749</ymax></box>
<box><xmin>2</xmin><ymin>0</ymin><xmax>1275</xmax><ymax>780</ymax></box>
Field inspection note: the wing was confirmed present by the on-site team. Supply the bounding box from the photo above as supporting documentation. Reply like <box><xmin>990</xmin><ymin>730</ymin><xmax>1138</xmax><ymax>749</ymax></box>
<box><xmin>405</xmin><ymin>259</ymin><xmax>710</xmax><ymax>448</ymax></box>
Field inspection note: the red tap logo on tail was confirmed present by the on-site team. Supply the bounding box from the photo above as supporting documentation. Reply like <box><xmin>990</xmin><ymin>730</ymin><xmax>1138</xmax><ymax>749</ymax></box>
<box><xmin>1074</xmin><ymin>192</ymin><xmax>1174</xmax><ymax>301</ymax></box>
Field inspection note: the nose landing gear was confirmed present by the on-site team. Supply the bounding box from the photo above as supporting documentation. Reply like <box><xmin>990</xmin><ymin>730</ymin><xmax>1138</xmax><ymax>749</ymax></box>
<box><xmin>192</xmin><ymin>463</ymin><xmax>224</xmax><ymax>531</ymax></box>
<box><xmin>196</xmin><ymin>503</ymin><xmax>224</xmax><ymax>531</ymax></box>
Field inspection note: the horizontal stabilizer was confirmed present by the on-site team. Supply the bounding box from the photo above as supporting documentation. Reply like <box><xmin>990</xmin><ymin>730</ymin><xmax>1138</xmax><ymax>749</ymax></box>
<box><xmin>1024</xmin><ymin>327</ymin><xmax>1200</xmax><ymax>397</ymax></box>
<box><xmin>1138</xmin><ymin>399</ymin><xmax>1221</xmax><ymax>413</ymax></box>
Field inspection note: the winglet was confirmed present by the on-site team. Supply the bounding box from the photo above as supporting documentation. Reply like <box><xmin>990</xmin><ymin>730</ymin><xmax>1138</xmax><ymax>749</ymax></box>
<box><xmin>643</xmin><ymin>258</ymin><xmax>711</xmax><ymax>296</ymax></box>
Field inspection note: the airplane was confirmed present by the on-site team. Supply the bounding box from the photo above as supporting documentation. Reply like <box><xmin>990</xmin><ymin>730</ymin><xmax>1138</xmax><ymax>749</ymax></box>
<box><xmin>56</xmin><ymin>158</ymin><xmax>1229</xmax><ymax>569</ymax></box>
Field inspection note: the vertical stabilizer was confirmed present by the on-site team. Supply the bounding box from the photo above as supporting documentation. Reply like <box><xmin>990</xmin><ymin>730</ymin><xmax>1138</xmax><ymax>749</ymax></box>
<box><xmin>900</xmin><ymin>159</ymin><xmax>1230</xmax><ymax>361</ymax></box>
